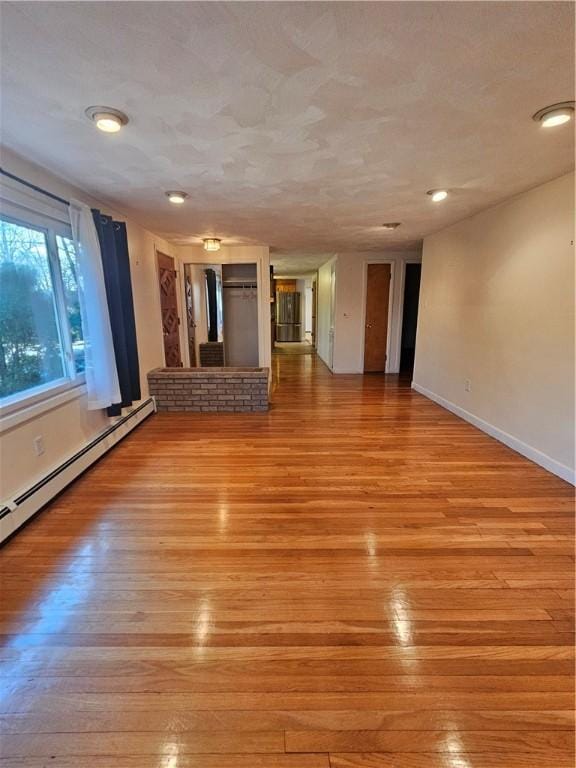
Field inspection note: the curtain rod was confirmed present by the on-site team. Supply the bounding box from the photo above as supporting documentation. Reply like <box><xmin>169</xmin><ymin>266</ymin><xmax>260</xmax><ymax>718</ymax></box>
<box><xmin>0</xmin><ymin>167</ymin><xmax>70</xmax><ymax>207</ymax></box>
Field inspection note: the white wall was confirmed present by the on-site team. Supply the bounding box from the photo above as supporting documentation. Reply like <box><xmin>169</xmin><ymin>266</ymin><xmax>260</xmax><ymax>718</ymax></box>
<box><xmin>414</xmin><ymin>172</ymin><xmax>575</xmax><ymax>483</ymax></box>
<box><xmin>304</xmin><ymin>279</ymin><xmax>313</xmax><ymax>334</ymax></box>
<box><xmin>0</xmin><ymin>148</ymin><xmax>177</xmax><ymax>502</ymax></box>
<box><xmin>177</xmin><ymin>245</ymin><xmax>271</xmax><ymax>371</ymax></box>
<box><xmin>332</xmin><ymin>251</ymin><xmax>422</xmax><ymax>374</ymax></box>
<box><xmin>125</xmin><ymin>221</ymin><xmax>183</xmax><ymax>381</ymax></box>
<box><xmin>295</xmin><ymin>279</ymin><xmax>307</xmax><ymax>341</ymax></box>
<box><xmin>316</xmin><ymin>259</ymin><xmax>336</xmax><ymax>368</ymax></box>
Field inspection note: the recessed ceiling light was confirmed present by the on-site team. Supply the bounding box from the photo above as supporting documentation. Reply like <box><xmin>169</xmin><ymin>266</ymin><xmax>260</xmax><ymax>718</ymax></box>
<box><xmin>85</xmin><ymin>106</ymin><xmax>128</xmax><ymax>133</ymax></box>
<box><xmin>427</xmin><ymin>189</ymin><xmax>449</xmax><ymax>203</ymax></box>
<box><xmin>382</xmin><ymin>222</ymin><xmax>401</xmax><ymax>230</ymax></box>
<box><xmin>165</xmin><ymin>191</ymin><xmax>188</xmax><ymax>204</ymax></box>
<box><xmin>532</xmin><ymin>101</ymin><xmax>574</xmax><ymax>128</ymax></box>
<box><xmin>203</xmin><ymin>238</ymin><xmax>221</xmax><ymax>252</ymax></box>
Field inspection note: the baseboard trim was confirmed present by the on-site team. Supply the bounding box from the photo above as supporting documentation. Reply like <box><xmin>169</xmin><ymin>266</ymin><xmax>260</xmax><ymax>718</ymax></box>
<box><xmin>331</xmin><ymin>367</ymin><xmax>360</xmax><ymax>374</ymax></box>
<box><xmin>412</xmin><ymin>382</ymin><xmax>575</xmax><ymax>485</ymax></box>
<box><xmin>331</xmin><ymin>367</ymin><xmax>401</xmax><ymax>375</ymax></box>
<box><xmin>316</xmin><ymin>352</ymin><xmax>334</xmax><ymax>373</ymax></box>
<box><xmin>0</xmin><ymin>397</ymin><xmax>156</xmax><ymax>543</ymax></box>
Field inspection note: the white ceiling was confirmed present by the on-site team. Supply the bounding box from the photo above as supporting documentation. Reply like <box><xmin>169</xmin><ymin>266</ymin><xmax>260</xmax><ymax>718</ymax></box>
<box><xmin>1</xmin><ymin>1</ymin><xmax>574</xmax><ymax>269</ymax></box>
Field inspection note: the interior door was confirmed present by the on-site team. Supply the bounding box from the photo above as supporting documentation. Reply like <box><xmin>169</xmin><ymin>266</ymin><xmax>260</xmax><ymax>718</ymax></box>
<box><xmin>157</xmin><ymin>252</ymin><xmax>182</xmax><ymax>367</ymax></box>
<box><xmin>364</xmin><ymin>263</ymin><xmax>391</xmax><ymax>373</ymax></box>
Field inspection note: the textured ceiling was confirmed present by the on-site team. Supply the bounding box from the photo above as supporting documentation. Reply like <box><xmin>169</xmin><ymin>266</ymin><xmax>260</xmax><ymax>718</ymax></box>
<box><xmin>1</xmin><ymin>1</ymin><xmax>574</xmax><ymax>268</ymax></box>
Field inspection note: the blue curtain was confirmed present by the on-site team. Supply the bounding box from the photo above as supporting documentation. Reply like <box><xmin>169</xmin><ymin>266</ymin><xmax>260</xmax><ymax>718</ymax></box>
<box><xmin>205</xmin><ymin>268</ymin><xmax>218</xmax><ymax>342</ymax></box>
<box><xmin>92</xmin><ymin>210</ymin><xmax>141</xmax><ymax>417</ymax></box>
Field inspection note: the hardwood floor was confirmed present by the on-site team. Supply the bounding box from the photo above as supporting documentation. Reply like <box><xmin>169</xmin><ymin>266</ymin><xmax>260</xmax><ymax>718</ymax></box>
<box><xmin>0</xmin><ymin>351</ymin><xmax>574</xmax><ymax>767</ymax></box>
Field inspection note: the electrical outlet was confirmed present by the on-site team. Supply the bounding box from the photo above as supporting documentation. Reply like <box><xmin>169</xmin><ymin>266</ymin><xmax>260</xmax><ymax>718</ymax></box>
<box><xmin>33</xmin><ymin>436</ymin><xmax>45</xmax><ymax>456</ymax></box>
<box><xmin>464</xmin><ymin>379</ymin><xmax>471</xmax><ymax>393</ymax></box>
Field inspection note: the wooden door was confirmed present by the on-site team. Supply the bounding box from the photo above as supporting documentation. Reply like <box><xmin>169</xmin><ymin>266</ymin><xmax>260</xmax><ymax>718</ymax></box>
<box><xmin>157</xmin><ymin>252</ymin><xmax>182</xmax><ymax>367</ymax></box>
<box><xmin>364</xmin><ymin>263</ymin><xmax>391</xmax><ymax>373</ymax></box>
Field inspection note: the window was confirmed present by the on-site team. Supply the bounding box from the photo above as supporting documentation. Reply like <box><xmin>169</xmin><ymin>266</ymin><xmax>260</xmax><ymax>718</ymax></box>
<box><xmin>56</xmin><ymin>235</ymin><xmax>85</xmax><ymax>375</ymax></box>
<box><xmin>0</xmin><ymin>214</ymin><xmax>84</xmax><ymax>407</ymax></box>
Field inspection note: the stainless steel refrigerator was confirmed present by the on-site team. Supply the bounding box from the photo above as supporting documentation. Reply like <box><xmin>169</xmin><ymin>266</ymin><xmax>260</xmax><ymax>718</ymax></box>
<box><xmin>276</xmin><ymin>292</ymin><xmax>302</xmax><ymax>342</ymax></box>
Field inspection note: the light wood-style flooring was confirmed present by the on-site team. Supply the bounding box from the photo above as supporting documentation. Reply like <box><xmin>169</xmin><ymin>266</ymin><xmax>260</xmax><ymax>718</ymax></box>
<box><xmin>0</xmin><ymin>350</ymin><xmax>574</xmax><ymax>767</ymax></box>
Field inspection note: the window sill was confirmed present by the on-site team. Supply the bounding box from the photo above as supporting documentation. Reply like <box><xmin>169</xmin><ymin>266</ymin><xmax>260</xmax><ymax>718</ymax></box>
<box><xmin>0</xmin><ymin>380</ymin><xmax>87</xmax><ymax>433</ymax></box>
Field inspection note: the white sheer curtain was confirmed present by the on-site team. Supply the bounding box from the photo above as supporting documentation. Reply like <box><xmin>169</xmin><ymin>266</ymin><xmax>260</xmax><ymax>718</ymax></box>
<box><xmin>70</xmin><ymin>199</ymin><xmax>121</xmax><ymax>411</ymax></box>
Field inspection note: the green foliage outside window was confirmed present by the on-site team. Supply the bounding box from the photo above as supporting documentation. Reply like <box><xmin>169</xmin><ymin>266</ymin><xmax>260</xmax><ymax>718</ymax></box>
<box><xmin>0</xmin><ymin>217</ymin><xmax>84</xmax><ymax>401</ymax></box>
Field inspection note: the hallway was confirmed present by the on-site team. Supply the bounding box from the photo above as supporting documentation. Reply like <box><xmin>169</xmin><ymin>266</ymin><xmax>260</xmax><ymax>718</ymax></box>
<box><xmin>0</xmin><ymin>352</ymin><xmax>574</xmax><ymax>767</ymax></box>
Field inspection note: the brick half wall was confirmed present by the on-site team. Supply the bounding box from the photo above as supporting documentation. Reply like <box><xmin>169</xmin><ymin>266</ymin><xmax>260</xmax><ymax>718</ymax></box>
<box><xmin>147</xmin><ymin>367</ymin><xmax>269</xmax><ymax>412</ymax></box>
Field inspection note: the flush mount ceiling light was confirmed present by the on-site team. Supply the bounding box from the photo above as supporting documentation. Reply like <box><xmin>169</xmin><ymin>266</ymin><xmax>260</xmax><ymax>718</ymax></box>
<box><xmin>203</xmin><ymin>238</ymin><xmax>221</xmax><ymax>252</ymax></box>
<box><xmin>85</xmin><ymin>106</ymin><xmax>128</xmax><ymax>133</ymax></box>
<box><xmin>382</xmin><ymin>222</ymin><xmax>401</xmax><ymax>230</ymax></box>
<box><xmin>532</xmin><ymin>101</ymin><xmax>575</xmax><ymax>128</ymax></box>
<box><xmin>427</xmin><ymin>189</ymin><xmax>449</xmax><ymax>202</ymax></box>
<box><xmin>165</xmin><ymin>191</ymin><xmax>188</xmax><ymax>204</ymax></box>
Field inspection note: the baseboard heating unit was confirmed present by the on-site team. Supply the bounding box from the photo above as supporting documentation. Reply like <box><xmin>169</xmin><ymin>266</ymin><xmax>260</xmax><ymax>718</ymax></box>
<box><xmin>0</xmin><ymin>397</ymin><xmax>155</xmax><ymax>544</ymax></box>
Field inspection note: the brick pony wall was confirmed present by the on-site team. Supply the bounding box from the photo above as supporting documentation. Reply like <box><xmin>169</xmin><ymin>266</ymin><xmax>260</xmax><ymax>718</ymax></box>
<box><xmin>148</xmin><ymin>367</ymin><xmax>269</xmax><ymax>412</ymax></box>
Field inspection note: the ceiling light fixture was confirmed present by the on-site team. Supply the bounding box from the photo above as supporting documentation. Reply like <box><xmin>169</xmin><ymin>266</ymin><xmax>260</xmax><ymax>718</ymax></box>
<box><xmin>427</xmin><ymin>189</ymin><xmax>449</xmax><ymax>202</ymax></box>
<box><xmin>203</xmin><ymin>238</ymin><xmax>221</xmax><ymax>252</ymax></box>
<box><xmin>532</xmin><ymin>101</ymin><xmax>574</xmax><ymax>128</ymax></box>
<box><xmin>382</xmin><ymin>222</ymin><xmax>401</xmax><ymax>230</ymax></box>
<box><xmin>165</xmin><ymin>191</ymin><xmax>188</xmax><ymax>205</ymax></box>
<box><xmin>85</xmin><ymin>106</ymin><xmax>128</xmax><ymax>133</ymax></box>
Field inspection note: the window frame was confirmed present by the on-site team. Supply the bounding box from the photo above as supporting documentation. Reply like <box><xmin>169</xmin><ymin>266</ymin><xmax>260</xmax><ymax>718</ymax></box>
<box><xmin>0</xmin><ymin>210</ymin><xmax>86</xmax><ymax>417</ymax></box>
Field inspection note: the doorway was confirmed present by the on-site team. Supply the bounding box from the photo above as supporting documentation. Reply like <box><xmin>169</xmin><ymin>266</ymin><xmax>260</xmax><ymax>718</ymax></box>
<box><xmin>183</xmin><ymin>262</ymin><xmax>259</xmax><ymax>367</ymax></box>
<box><xmin>363</xmin><ymin>263</ymin><xmax>391</xmax><ymax>373</ymax></box>
<box><xmin>272</xmin><ymin>277</ymin><xmax>319</xmax><ymax>349</ymax></box>
<box><xmin>157</xmin><ymin>251</ymin><xmax>182</xmax><ymax>367</ymax></box>
<box><xmin>222</xmin><ymin>263</ymin><xmax>259</xmax><ymax>366</ymax></box>
<box><xmin>400</xmin><ymin>263</ymin><xmax>422</xmax><ymax>375</ymax></box>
